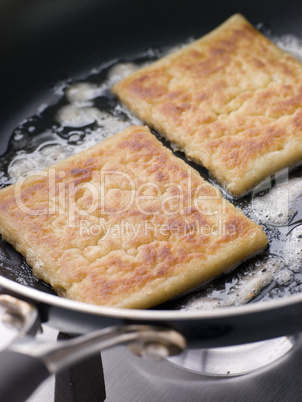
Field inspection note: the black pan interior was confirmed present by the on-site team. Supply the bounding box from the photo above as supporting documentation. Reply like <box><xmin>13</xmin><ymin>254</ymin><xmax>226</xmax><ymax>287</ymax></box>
<box><xmin>0</xmin><ymin>0</ymin><xmax>301</xmax><ymax>308</ymax></box>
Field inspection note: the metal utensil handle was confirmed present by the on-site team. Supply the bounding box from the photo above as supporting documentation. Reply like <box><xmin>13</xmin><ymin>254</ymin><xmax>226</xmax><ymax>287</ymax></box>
<box><xmin>0</xmin><ymin>295</ymin><xmax>186</xmax><ymax>402</ymax></box>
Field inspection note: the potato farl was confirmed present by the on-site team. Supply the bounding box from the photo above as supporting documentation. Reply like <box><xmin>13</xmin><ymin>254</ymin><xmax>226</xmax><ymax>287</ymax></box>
<box><xmin>112</xmin><ymin>14</ymin><xmax>302</xmax><ymax>196</ymax></box>
<box><xmin>0</xmin><ymin>126</ymin><xmax>267</xmax><ymax>308</ymax></box>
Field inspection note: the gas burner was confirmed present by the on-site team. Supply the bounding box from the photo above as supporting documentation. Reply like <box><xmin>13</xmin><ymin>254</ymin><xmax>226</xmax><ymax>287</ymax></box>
<box><xmin>168</xmin><ymin>335</ymin><xmax>299</xmax><ymax>376</ymax></box>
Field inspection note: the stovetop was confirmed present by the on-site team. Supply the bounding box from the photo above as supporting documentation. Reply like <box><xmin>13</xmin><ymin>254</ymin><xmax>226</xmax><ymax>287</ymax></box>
<box><xmin>0</xmin><ymin>321</ymin><xmax>301</xmax><ymax>402</ymax></box>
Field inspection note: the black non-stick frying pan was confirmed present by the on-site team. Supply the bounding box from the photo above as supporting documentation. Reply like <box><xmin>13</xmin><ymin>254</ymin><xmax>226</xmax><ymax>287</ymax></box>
<box><xmin>0</xmin><ymin>0</ymin><xmax>302</xmax><ymax>401</ymax></box>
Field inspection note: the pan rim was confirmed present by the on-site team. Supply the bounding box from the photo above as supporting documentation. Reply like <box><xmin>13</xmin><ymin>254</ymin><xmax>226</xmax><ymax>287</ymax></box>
<box><xmin>0</xmin><ymin>275</ymin><xmax>301</xmax><ymax>321</ymax></box>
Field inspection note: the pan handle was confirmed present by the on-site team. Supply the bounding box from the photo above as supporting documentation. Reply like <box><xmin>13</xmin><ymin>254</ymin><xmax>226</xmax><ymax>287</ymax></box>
<box><xmin>0</xmin><ymin>350</ymin><xmax>50</xmax><ymax>402</ymax></box>
<box><xmin>0</xmin><ymin>295</ymin><xmax>186</xmax><ymax>402</ymax></box>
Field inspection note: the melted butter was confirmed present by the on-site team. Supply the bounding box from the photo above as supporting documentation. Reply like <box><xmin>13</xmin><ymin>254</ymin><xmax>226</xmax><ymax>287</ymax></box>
<box><xmin>273</xmin><ymin>34</ymin><xmax>302</xmax><ymax>62</ymax></box>
<box><xmin>182</xmin><ymin>256</ymin><xmax>285</xmax><ymax>311</ymax></box>
<box><xmin>251</xmin><ymin>176</ymin><xmax>302</xmax><ymax>226</ymax></box>
<box><xmin>107</xmin><ymin>62</ymin><xmax>139</xmax><ymax>84</ymax></box>
<box><xmin>286</xmin><ymin>226</ymin><xmax>302</xmax><ymax>272</ymax></box>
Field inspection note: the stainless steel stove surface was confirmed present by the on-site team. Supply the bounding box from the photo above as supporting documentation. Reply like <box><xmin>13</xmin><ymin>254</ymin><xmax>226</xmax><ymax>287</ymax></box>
<box><xmin>0</xmin><ymin>321</ymin><xmax>301</xmax><ymax>402</ymax></box>
<box><xmin>102</xmin><ymin>340</ymin><xmax>302</xmax><ymax>402</ymax></box>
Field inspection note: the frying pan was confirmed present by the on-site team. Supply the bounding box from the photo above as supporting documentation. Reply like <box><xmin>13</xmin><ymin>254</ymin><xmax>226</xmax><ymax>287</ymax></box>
<box><xmin>0</xmin><ymin>0</ymin><xmax>301</xmax><ymax>401</ymax></box>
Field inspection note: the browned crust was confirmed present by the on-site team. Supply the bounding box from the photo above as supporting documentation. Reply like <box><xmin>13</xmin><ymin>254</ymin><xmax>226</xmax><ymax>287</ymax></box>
<box><xmin>0</xmin><ymin>126</ymin><xmax>267</xmax><ymax>308</ymax></box>
<box><xmin>112</xmin><ymin>14</ymin><xmax>302</xmax><ymax>196</ymax></box>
